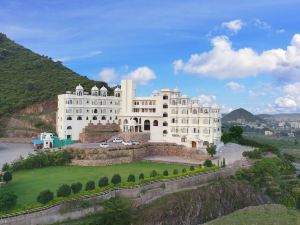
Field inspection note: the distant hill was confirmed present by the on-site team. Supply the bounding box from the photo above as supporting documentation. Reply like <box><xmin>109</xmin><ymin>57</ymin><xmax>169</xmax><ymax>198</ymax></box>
<box><xmin>223</xmin><ymin>108</ymin><xmax>263</xmax><ymax>123</ymax></box>
<box><xmin>0</xmin><ymin>33</ymin><xmax>112</xmax><ymax>137</ymax></box>
<box><xmin>258</xmin><ymin>113</ymin><xmax>300</xmax><ymax>122</ymax></box>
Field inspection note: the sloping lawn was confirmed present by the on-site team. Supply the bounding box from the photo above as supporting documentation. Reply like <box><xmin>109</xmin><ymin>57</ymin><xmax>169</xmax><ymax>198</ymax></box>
<box><xmin>0</xmin><ymin>161</ymin><xmax>185</xmax><ymax>208</ymax></box>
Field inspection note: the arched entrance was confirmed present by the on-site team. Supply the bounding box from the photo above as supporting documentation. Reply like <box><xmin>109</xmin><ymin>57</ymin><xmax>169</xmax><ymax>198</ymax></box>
<box><xmin>192</xmin><ymin>141</ymin><xmax>197</xmax><ymax>148</ymax></box>
<box><xmin>144</xmin><ymin>120</ymin><xmax>150</xmax><ymax>131</ymax></box>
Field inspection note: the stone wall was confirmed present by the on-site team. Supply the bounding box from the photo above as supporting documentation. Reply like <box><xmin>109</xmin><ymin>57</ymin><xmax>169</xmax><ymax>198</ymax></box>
<box><xmin>0</xmin><ymin>161</ymin><xmax>249</xmax><ymax>225</ymax></box>
<box><xmin>65</xmin><ymin>143</ymin><xmax>208</xmax><ymax>166</ymax></box>
<box><xmin>79</xmin><ymin>123</ymin><xmax>120</xmax><ymax>143</ymax></box>
<box><xmin>116</xmin><ymin>132</ymin><xmax>150</xmax><ymax>143</ymax></box>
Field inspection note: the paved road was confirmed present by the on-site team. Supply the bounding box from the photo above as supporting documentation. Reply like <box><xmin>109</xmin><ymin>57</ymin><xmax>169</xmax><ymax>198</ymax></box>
<box><xmin>0</xmin><ymin>143</ymin><xmax>34</xmax><ymax>168</ymax></box>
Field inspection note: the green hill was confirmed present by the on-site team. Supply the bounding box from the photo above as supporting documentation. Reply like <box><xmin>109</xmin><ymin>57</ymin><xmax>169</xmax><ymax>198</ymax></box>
<box><xmin>0</xmin><ymin>33</ymin><xmax>111</xmax><ymax>117</ymax></box>
<box><xmin>204</xmin><ymin>204</ymin><xmax>300</xmax><ymax>225</ymax></box>
<box><xmin>223</xmin><ymin>108</ymin><xmax>262</xmax><ymax>123</ymax></box>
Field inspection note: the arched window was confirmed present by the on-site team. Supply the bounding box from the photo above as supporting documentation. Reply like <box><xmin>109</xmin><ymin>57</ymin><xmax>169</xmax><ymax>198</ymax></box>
<box><xmin>118</xmin><ymin>119</ymin><xmax>122</xmax><ymax>125</ymax></box>
<box><xmin>192</xmin><ymin>118</ymin><xmax>198</xmax><ymax>124</ymax></box>
<box><xmin>77</xmin><ymin>116</ymin><xmax>82</xmax><ymax>120</ymax></box>
<box><xmin>153</xmin><ymin>120</ymin><xmax>158</xmax><ymax>126</ymax></box>
<box><xmin>192</xmin><ymin>109</ymin><xmax>197</xmax><ymax>114</ymax></box>
<box><xmin>181</xmin><ymin>109</ymin><xmax>187</xmax><ymax>114</ymax></box>
<box><xmin>102</xmin><ymin>116</ymin><xmax>106</xmax><ymax>120</ymax></box>
<box><xmin>171</xmin><ymin>118</ymin><xmax>176</xmax><ymax>123</ymax></box>
<box><xmin>181</xmin><ymin>136</ymin><xmax>186</xmax><ymax>142</ymax></box>
<box><xmin>163</xmin><ymin>121</ymin><xmax>168</xmax><ymax>126</ymax></box>
<box><xmin>93</xmin><ymin>116</ymin><xmax>97</xmax><ymax>120</ymax></box>
<box><xmin>163</xmin><ymin>112</ymin><xmax>168</xmax><ymax>117</ymax></box>
<box><xmin>182</xmin><ymin>100</ymin><xmax>186</xmax><ymax>105</ymax></box>
<box><xmin>67</xmin><ymin>116</ymin><xmax>72</xmax><ymax>120</ymax></box>
<box><xmin>67</xmin><ymin>126</ymin><xmax>72</xmax><ymax>130</ymax></box>
<box><xmin>172</xmin><ymin>100</ymin><xmax>176</xmax><ymax>105</ymax></box>
<box><xmin>163</xmin><ymin>95</ymin><xmax>168</xmax><ymax>100</ymax></box>
<box><xmin>86</xmin><ymin>117</ymin><xmax>89</xmax><ymax>120</ymax></box>
<box><xmin>163</xmin><ymin>130</ymin><xmax>168</xmax><ymax>135</ymax></box>
<box><xmin>94</xmin><ymin>109</ymin><xmax>98</xmax><ymax>114</ymax></box>
<box><xmin>124</xmin><ymin>119</ymin><xmax>128</xmax><ymax>124</ymax></box>
<box><xmin>163</xmin><ymin>104</ymin><xmax>168</xmax><ymax>109</ymax></box>
<box><xmin>144</xmin><ymin>120</ymin><xmax>150</xmax><ymax>131</ymax></box>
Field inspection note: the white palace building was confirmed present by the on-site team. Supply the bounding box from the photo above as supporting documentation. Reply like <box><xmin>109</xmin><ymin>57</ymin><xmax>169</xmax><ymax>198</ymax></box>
<box><xmin>57</xmin><ymin>80</ymin><xmax>222</xmax><ymax>149</ymax></box>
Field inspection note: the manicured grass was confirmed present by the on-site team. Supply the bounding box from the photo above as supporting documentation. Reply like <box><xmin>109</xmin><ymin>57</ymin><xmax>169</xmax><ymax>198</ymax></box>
<box><xmin>0</xmin><ymin>161</ymin><xmax>185</xmax><ymax>208</ymax></box>
<box><xmin>205</xmin><ymin>204</ymin><xmax>300</xmax><ymax>225</ymax></box>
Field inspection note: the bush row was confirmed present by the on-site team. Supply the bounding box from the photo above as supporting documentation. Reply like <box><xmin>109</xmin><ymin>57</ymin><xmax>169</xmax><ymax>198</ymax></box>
<box><xmin>37</xmin><ymin>164</ymin><xmax>216</xmax><ymax>205</ymax></box>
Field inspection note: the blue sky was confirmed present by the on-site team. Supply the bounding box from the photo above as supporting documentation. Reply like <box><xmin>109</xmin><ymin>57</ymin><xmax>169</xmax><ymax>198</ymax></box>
<box><xmin>1</xmin><ymin>0</ymin><xmax>300</xmax><ymax>114</ymax></box>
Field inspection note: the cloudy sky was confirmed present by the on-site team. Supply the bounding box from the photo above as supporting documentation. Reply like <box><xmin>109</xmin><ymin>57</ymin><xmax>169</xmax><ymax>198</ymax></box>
<box><xmin>1</xmin><ymin>0</ymin><xmax>300</xmax><ymax>114</ymax></box>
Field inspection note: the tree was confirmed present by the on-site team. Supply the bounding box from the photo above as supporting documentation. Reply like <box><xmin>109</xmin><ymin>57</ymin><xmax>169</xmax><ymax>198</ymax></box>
<box><xmin>138</xmin><ymin>173</ymin><xmax>144</xmax><ymax>180</ymax></box>
<box><xmin>222</xmin><ymin>158</ymin><xmax>226</xmax><ymax>168</ymax></box>
<box><xmin>85</xmin><ymin>181</ymin><xmax>95</xmax><ymax>191</ymax></box>
<box><xmin>100</xmin><ymin>198</ymin><xmax>132</xmax><ymax>225</ymax></box>
<box><xmin>190</xmin><ymin>166</ymin><xmax>195</xmax><ymax>171</ymax></box>
<box><xmin>163</xmin><ymin>170</ymin><xmax>168</xmax><ymax>176</ymax></box>
<box><xmin>2</xmin><ymin>163</ymin><xmax>10</xmax><ymax>172</ymax></box>
<box><xmin>206</xmin><ymin>144</ymin><xmax>216</xmax><ymax>157</ymax></box>
<box><xmin>229</xmin><ymin>125</ymin><xmax>243</xmax><ymax>139</ymax></box>
<box><xmin>204</xmin><ymin>159</ymin><xmax>213</xmax><ymax>167</ymax></box>
<box><xmin>98</xmin><ymin>177</ymin><xmax>109</xmax><ymax>187</ymax></box>
<box><xmin>150</xmin><ymin>170</ymin><xmax>158</xmax><ymax>177</ymax></box>
<box><xmin>127</xmin><ymin>174</ymin><xmax>135</xmax><ymax>182</ymax></box>
<box><xmin>3</xmin><ymin>171</ymin><xmax>12</xmax><ymax>183</ymax></box>
<box><xmin>71</xmin><ymin>182</ymin><xmax>82</xmax><ymax>194</ymax></box>
<box><xmin>182</xmin><ymin>168</ymin><xmax>187</xmax><ymax>173</ymax></box>
<box><xmin>57</xmin><ymin>184</ymin><xmax>71</xmax><ymax>197</ymax></box>
<box><xmin>111</xmin><ymin>174</ymin><xmax>121</xmax><ymax>185</ymax></box>
<box><xmin>37</xmin><ymin>190</ymin><xmax>54</xmax><ymax>204</ymax></box>
<box><xmin>0</xmin><ymin>192</ymin><xmax>17</xmax><ymax>210</ymax></box>
<box><xmin>221</xmin><ymin>132</ymin><xmax>232</xmax><ymax>144</ymax></box>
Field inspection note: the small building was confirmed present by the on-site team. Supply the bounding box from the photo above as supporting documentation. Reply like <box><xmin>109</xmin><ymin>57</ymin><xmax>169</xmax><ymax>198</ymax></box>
<box><xmin>264</xmin><ymin>130</ymin><xmax>273</xmax><ymax>136</ymax></box>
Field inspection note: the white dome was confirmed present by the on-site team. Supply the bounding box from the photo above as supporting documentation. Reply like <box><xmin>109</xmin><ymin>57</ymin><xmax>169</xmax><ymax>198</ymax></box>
<box><xmin>100</xmin><ymin>86</ymin><xmax>107</xmax><ymax>91</ymax></box>
<box><xmin>114</xmin><ymin>87</ymin><xmax>121</xmax><ymax>92</ymax></box>
<box><xmin>76</xmin><ymin>84</ymin><xmax>83</xmax><ymax>90</ymax></box>
<box><xmin>91</xmin><ymin>86</ymin><xmax>99</xmax><ymax>91</ymax></box>
<box><xmin>192</xmin><ymin>102</ymin><xmax>199</xmax><ymax>108</ymax></box>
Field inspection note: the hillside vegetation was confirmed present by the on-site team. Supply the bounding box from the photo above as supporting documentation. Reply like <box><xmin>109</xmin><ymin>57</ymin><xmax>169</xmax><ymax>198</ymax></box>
<box><xmin>0</xmin><ymin>33</ymin><xmax>111</xmax><ymax>137</ymax></box>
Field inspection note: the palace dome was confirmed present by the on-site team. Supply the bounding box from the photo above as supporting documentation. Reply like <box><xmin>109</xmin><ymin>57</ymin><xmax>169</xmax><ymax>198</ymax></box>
<box><xmin>75</xmin><ymin>84</ymin><xmax>83</xmax><ymax>90</ymax></box>
<box><xmin>114</xmin><ymin>87</ymin><xmax>121</xmax><ymax>92</ymax></box>
<box><xmin>100</xmin><ymin>86</ymin><xmax>107</xmax><ymax>91</ymax></box>
<box><xmin>91</xmin><ymin>86</ymin><xmax>99</xmax><ymax>91</ymax></box>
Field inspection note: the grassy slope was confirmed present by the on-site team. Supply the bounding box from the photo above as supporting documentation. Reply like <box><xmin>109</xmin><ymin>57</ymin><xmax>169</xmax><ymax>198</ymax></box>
<box><xmin>204</xmin><ymin>204</ymin><xmax>300</xmax><ymax>225</ymax></box>
<box><xmin>0</xmin><ymin>161</ymin><xmax>185</xmax><ymax>208</ymax></box>
<box><xmin>244</xmin><ymin>133</ymin><xmax>300</xmax><ymax>162</ymax></box>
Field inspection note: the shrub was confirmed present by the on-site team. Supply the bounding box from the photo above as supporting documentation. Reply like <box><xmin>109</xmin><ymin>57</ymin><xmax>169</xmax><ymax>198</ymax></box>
<box><xmin>37</xmin><ymin>190</ymin><xmax>54</xmax><ymax>204</ymax></box>
<box><xmin>3</xmin><ymin>171</ymin><xmax>12</xmax><ymax>183</ymax></box>
<box><xmin>57</xmin><ymin>184</ymin><xmax>71</xmax><ymax>197</ymax></box>
<box><xmin>189</xmin><ymin>166</ymin><xmax>195</xmax><ymax>171</ymax></box>
<box><xmin>203</xmin><ymin>159</ymin><xmax>213</xmax><ymax>167</ymax></box>
<box><xmin>98</xmin><ymin>177</ymin><xmax>109</xmax><ymax>187</ymax></box>
<box><xmin>173</xmin><ymin>169</ymin><xmax>178</xmax><ymax>175</ymax></box>
<box><xmin>127</xmin><ymin>174</ymin><xmax>135</xmax><ymax>182</ymax></box>
<box><xmin>139</xmin><ymin>173</ymin><xmax>144</xmax><ymax>180</ymax></box>
<box><xmin>85</xmin><ymin>181</ymin><xmax>95</xmax><ymax>191</ymax></box>
<box><xmin>0</xmin><ymin>192</ymin><xmax>17</xmax><ymax>210</ymax></box>
<box><xmin>150</xmin><ymin>170</ymin><xmax>158</xmax><ymax>177</ymax></box>
<box><xmin>111</xmin><ymin>174</ymin><xmax>121</xmax><ymax>185</ymax></box>
<box><xmin>2</xmin><ymin>163</ymin><xmax>10</xmax><ymax>172</ymax></box>
<box><xmin>163</xmin><ymin>170</ymin><xmax>169</xmax><ymax>176</ymax></box>
<box><xmin>71</xmin><ymin>182</ymin><xmax>82</xmax><ymax>194</ymax></box>
<box><xmin>198</xmin><ymin>164</ymin><xmax>202</xmax><ymax>168</ymax></box>
<box><xmin>182</xmin><ymin>168</ymin><xmax>187</xmax><ymax>173</ymax></box>
<box><xmin>242</xmin><ymin>149</ymin><xmax>262</xmax><ymax>159</ymax></box>
<box><xmin>206</xmin><ymin>144</ymin><xmax>216</xmax><ymax>157</ymax></box>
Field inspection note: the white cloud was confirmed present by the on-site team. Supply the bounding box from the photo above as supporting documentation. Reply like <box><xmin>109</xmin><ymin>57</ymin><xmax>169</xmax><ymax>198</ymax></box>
<box><xmin>56</xmin><ymin>50</ymin><xmax>102</xmax><ymax>62</ymax></box>
<box><xmin>198</xmin><ymin>94</ymin><xmax>216</xmax><ymax>103</ymax></box>
<box><xmin>226</xmin><ymin>81</ymin><xmax>244</xmax><ymax>91</ymax></box>
<box><xmin>222</xmin><ymin>19</ymin><xmax>244</xmax><ymax>32</ymax></box>
<box><xmin>99</xmin><ymin>68</ymin><xmax>118</xmax><ymax>85</ymax></box>
<box><xmin>253</xmin><ymin>19</ymin><xmax>271</xmax><ymax>31</ymax></box>
<box><xmin>275</xmin><ymin>97</ymin><xmax>297</xmax><ymax>109</ymax></box>
<box><xmin>249</xmin><ymin>90</ymin><xmax>266</xmax><ymax>97</ymax></box>
<box><xmin>124</xmin><ymin>66</ymin><xmax>156</xmax><ymax>85</ymax></box>
<box><xmin>173</xmin><ymin>34</ymin><xmax>300</xmax><ymax>80</ymax></box>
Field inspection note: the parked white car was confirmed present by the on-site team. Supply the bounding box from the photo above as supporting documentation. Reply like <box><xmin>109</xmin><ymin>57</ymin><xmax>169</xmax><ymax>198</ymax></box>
<box><xmin>122</xmin><ymin>141</ymin><xmax>133</xmax><ymax>146</ymax></box>
<box><xmin>131</xmin><ymin>141</ymin><xmax>140</xmax><ymax>145</ymax></box>
<box><xmin>99</xmin><ymin>142</ymin><xmax>109</xmax><ymax>148</ymax></box>
<box><xmin>112</xmin><ymin>138</ymin><xmax>123</xmax><ymax>143</ymax></box>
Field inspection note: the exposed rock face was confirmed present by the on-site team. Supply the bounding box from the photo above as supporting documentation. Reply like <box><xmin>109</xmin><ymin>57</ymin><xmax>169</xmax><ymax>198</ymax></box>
<box><xmin>133</xmin><ymin>179</ymin><xmax>271</xmax><ymax>225</ymax></box>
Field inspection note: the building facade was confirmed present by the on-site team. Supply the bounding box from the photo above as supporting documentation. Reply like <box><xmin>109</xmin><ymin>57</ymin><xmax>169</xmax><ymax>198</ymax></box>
<box><xmin>57</xmin><ymin>80</ymin><xmax>222</xmax><ymax>149</ymax></box>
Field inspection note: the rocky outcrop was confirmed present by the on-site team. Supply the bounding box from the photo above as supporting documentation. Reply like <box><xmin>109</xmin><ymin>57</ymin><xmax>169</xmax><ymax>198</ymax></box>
<box><xmin>79</xmin><ymin>123</ymin><xmax>120</xmax><ymax>143</ymax></box>
<box><xmin>133</xmin><ymin>179</ymin><xmax>272</xmax><ymax>225</ymax></box>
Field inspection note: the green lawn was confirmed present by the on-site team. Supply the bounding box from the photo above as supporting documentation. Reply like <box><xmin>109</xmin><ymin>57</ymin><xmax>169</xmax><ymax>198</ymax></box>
<box><xmin>244</xmin><ymin>133</ymin><xmax>300</xmax><ymax>162</ymax></box>
<box><xmin>205</xmin><ymin>204</ymin><xmax>300</xmax><ymax>225</ymax></box>
<box><xmin>0</xmin><ymin>161</ymin><xmax>185</xmax><ymax>208</ymax></box>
